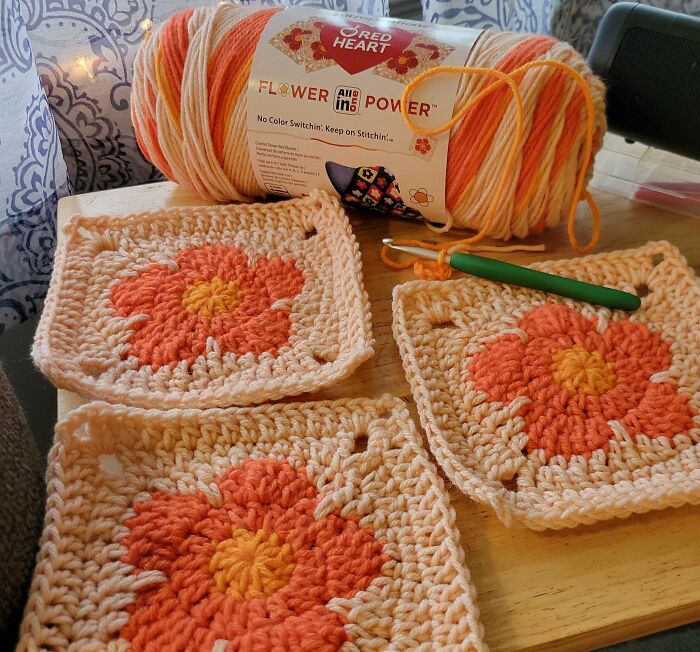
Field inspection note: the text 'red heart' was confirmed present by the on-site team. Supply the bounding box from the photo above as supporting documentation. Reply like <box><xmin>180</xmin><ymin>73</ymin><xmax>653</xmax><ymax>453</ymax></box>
<box><xmin>319</xmin><ymin>21</ymin><xmax>414</xmax><ymax>75</ymax></box>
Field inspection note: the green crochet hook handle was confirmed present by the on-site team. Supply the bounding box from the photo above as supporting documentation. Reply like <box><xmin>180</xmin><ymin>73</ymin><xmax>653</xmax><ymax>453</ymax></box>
<box><xmin>449</xmin><ymin>252</ymin><xmax>641</xmax><ymax>311</ymax></box>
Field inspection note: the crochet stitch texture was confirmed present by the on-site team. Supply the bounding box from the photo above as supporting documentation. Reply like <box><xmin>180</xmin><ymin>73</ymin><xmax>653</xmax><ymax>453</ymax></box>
<box><xmin>18</xmin><ymin>396</ymin><xmax>485</xmax><ymax>651</ymax></box>
<box><xmin>393</xmin><ymin>242</ymin><xmax>700</xmax><ymax>530</ymax></box>
<box><xmin>32</xmin><ymin>191</ymin><xmax>373</xmax><ymax>408</ymax></box>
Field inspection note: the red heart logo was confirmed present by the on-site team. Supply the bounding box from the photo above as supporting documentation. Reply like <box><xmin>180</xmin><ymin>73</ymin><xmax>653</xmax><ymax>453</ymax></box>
<box><xmin>319</xmin><ymin>21</ymin><xmax>414</xmax><ymax>75</ymax></box>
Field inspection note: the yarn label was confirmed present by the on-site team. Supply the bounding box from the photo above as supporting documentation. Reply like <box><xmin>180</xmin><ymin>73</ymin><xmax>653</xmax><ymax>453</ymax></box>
<box><xmin>247</xmin><ymin>8</ymin><xmax>480</xmax><ymax>223</ymax></box>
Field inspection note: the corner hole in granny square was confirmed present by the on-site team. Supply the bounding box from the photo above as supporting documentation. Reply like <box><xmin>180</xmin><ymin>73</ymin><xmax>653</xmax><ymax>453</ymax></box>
<box><xmin>635</xmin><ymin>283</ymin><xmax>651</xmax><ymax>298</ymax></box>
<box><xmin>305</xmin><ymin>227</ymin><xmax>318</xmax><ymax>239</ymax></box>
<box><xmin>432</xmin><ymin>318</ymin><xmax>458</xmax><ymax>330</ymax></box>
<box><xmin>502</xmin><ymin>476</ymin><xmax>518</xmax><ymax>492</ymax></box>
<box><xmin>313</xmin><ymin>351</ymin><xmax>336</xmax><ymax>365</ymax></box>
<box><xmin>651</xmin><ymin>253</ymin><xmax>665</xmax><ymax>267</ymax></box>
<box><xmin>353</xmin><ymin>433</ymin><xmax>369</xmax><ymax>454</ymax></box>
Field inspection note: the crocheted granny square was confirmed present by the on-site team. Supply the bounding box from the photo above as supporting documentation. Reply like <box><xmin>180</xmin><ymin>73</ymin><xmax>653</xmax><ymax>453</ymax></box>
<box><xmin>33</xmin><ymin>191</ymin><xmax>373</xmax><ymax>408</ymax></box>
<box><xmin>19</xmin><ymin>396</ymin><xmax>485</xmax><ymax>651</ymax></box>
<box><xmin>393</xmin><ymin>242</ymin><xmax>700</xmax><ymax>530</ymax></box>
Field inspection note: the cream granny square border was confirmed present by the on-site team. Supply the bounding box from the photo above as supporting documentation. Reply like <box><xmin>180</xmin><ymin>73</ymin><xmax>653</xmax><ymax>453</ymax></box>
<box><xmin>19</xmin><ymin>396</ymin><xmax>485</xmax><ymax>651</ymax></box>
<box><xmin>393</xmin><ymin>242</ymin><xmax>700</xmax><ymax>530</ymax></box>
<box><xmin>33</xmin><ymin>191</ymin><xmax>373</xmax><ymax>408</ymax></box>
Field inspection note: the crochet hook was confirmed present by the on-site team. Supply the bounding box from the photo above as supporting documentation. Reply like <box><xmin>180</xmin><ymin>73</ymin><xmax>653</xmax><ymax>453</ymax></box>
<box><xmin>382</xmin><ymin>239</ymin><xmax>641</xmax><ymax>311</ymax></box>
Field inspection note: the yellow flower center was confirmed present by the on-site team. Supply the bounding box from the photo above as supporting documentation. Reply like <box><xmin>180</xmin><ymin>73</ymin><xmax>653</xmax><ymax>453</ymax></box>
<box><xmin>397</xmin><ymin>55</ymin><xmax>408</xmax><ymax>64</ymax></box>
<box><xmin>209</xmin><ymin>528</ymin><xmax>295</xmax><ymax>601</ymax></box>
<box><xmin>551</xmin><ymin>346</ymin><xmax>616</xmax><ymax>396</ymax></box>
<box><xmin>181</xmin><ymin>276</ymin><xmax>241</xmax><ymax>318</ymax></box>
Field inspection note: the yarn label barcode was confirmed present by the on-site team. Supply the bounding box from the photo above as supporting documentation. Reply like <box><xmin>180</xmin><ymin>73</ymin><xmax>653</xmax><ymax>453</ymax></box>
<box><xmin>246</xmin><ymin>8</ymin><xmax>480</xmax><ymax>223</ymax></box>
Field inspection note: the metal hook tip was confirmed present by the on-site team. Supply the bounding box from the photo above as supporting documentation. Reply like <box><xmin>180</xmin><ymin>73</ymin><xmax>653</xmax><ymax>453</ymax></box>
<box><xmin>382</xmin><ymin>238</ymin><xmax>394</xmax><ymax>246</ymax></box>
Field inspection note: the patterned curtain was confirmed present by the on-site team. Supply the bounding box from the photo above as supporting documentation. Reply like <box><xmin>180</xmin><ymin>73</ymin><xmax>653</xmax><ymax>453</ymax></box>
<box><xmin>422</xmin><ymin>0</ymin><xmax>553</xmax><ymax>32</ymax></box>
<box><xmin>422</xmin><ymin>0</ymin><xmax>700</xmax><ymax>55</ymax></box>
<box><xmin>0</xmin><ymin>0</ymin><xmax>69</xmax><ymax>334</ymax></box>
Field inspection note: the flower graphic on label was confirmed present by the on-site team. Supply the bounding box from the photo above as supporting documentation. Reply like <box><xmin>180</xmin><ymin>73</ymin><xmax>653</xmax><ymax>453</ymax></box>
<box><xmin>283</xmin><ymin>27</ymin><xmax>311</xmax><ymax>52</ymax></box>
<box><xmin>416</xmin><ymin>42</ymin><xmax>441</xmax><ymax>61</ymax></box>
<box><xmin>409</xmin><ymin>187</ymin><xmax>434</xmax><ymax>207</ymax></box>
<box><xmin>410</xmin><ymin>135</ymin><xmax>435</xmax><ymax>160</ymax></box>
<box><xmin>414</xmin><ymin>138</ymin><xmax>431</xmax><ymax>155</ymax></box>
<box><xmin>311</xmin><ymin>40</ymin><xmax>332</xmax><ymax>61</ymax></box>
<box><xmin>386</xmin><ymin>49</ymin><xmax>418</xmax><ymax>75</ymax></box>
<box><xmin>279</xmin><ymin>83</ymin><xmax>290</xmax><ymax>96</ymax></box>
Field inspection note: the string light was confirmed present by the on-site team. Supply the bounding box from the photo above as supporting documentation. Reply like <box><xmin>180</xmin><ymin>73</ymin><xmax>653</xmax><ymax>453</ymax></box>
<box><xmin>75</xmin><ymin>55</ymin><xmax>94</xmax><ymax>80</ymax></box>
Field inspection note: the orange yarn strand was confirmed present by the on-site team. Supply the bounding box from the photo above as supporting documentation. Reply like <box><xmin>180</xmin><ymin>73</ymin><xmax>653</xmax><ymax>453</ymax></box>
<box><xmin>380</xmin><ymin>241</ymin><xmax>546</xmax><ymax>279</ymax></box>
<box><xmin>401</xmin><ymin>66</ymin><xmax>525</xmax><ymax>137</ymax></box>
<box><xmin>515</xmin><ymin>59</ymin><xmax>600</xmax><ymax>254</ymax></box>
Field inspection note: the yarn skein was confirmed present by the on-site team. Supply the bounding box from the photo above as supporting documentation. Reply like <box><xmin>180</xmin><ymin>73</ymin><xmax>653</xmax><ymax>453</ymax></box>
<box><xmin>132</xmin><ymin>5</ymin><xmax>607</xmax><ymax>251</ymax></box>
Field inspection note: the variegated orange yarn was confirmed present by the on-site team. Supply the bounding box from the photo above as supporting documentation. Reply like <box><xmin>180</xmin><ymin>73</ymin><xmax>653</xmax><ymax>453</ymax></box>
<box><xmin>132</xmin><ymin>5</ymin><xmax>606</xmax><ymax>265</ymax></box>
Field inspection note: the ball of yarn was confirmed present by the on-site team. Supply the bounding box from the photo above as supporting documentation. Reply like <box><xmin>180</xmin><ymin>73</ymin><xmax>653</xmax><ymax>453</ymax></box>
<box><xmin>132</xmin><ymin>5</ymin><xmax>606</xmax><ymax>244</ymax></box>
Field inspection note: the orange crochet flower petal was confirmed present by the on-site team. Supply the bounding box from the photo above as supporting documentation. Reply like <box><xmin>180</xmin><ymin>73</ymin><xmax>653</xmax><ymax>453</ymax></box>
<box><xmin>122</xmin><ymin>490</ymin><xmax>213</xmax><ymax>574</ymax></box>
<box><xmin>208</xmin><ymin>602</ymin><xmax>350</xmax><ymax>651</ymax></box>
<box><xmin>517</xmin><ymin>302</ymin><xmax>598</xmax><ymax>339</ymax></box>
<box><xmin>252</xmin><ymin>255</ymin><xmax>305</xmax><ymax>303</ymax></box>
<box><xmin>525</xmin><ymin>409</ymin><xmax>613</xmax><ymax>459</ymax></box>
<box><xmin>111</xmin><ymin>264</ymin><xmax>187</xmax><ymax>319</ymax></box>
<box><xmin>216</xmin><ymin>458</ymin><xmax>316</xmax><ymax>509</ymax></box>
<box><xmin>602</xmin><ymin>318</ymin><xmax>673</xmax><ymax>387</ymax></box>
<box><xmin>620</xmin><ymin>381</ymin><xmax>695</xmax><ymax>438</ymax></box>
<box><xmin>212</xmin><ymin>308</ymin><xmax>296</xmax><ymax>357</ymax></box>
<box><xmin>119</xmin><ymin>459</ymin><xmax>387</xmax><ymax>651</ymax></box>
<box><xmin>469</xmin><ymin>333</ymin><xmax>529</xmax><ymax>403</ymax></box>
<box><xmin>469</xmin><ymin>302</ymin><xmax>694</xmax><ymax>461</ymax></box>
<box><xmin>123</xmin><ymin>586</ymin><xmax>219</xmax><ymax>651</ymax></box>
<box><xmin>127</xmin><ymin>313</ymin><xmax>208</xmax><ymax>369</ymax></box>
<box><xmin>176</xmin><ymin>243</ymin><xmax>250</xmax><ymax>282</ymax></box>
<box><xmin>597</xmin><ymin>380</ymin><xmax>644</xmax><ymax>422</ymax></box>
<box><xmin>109</xmin><ymin>244</ymin><xmax>305</xmax><ymax>369</ymax></box>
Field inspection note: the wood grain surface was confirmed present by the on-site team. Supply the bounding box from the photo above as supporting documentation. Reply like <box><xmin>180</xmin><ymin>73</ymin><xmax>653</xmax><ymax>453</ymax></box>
<box><xmin>56</xmin><ymin>181</ymin><xmax>700</xmax><ymax>651</ymax></box>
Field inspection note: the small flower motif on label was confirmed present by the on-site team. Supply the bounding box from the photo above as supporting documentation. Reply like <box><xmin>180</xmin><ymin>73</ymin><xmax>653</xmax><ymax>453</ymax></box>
<box><xmin>283</xmin><ymin>27</ymin><xmax>311</xmax><ymax>52</ymax></box>
<box><xmin>409</xmin><ymin>187</ymin><xmax>434</xmax><ymax>207</ymax></box>
<box><xmin>310</xmin><ymin>40</ymin><xmax>331</xmax><ymax>61</ymax></box>
<box><xmin>415</xmin><ymin>138</ymin><xmax>431</xmax><ymax>155</ymax></box>
<box><xmin>386</xmin><ymin>49</ymin><xmax>418</xmax><ymax>75</ymax></box>
<box><xmin>410</xmin><ymin>135</ymin><xmax>435</xmax><ymax>160</ymax></box>
<box><xmin>416</xmin><ymin>42</ymin><xmax>441</xmax><ymax>61</ymax></box>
